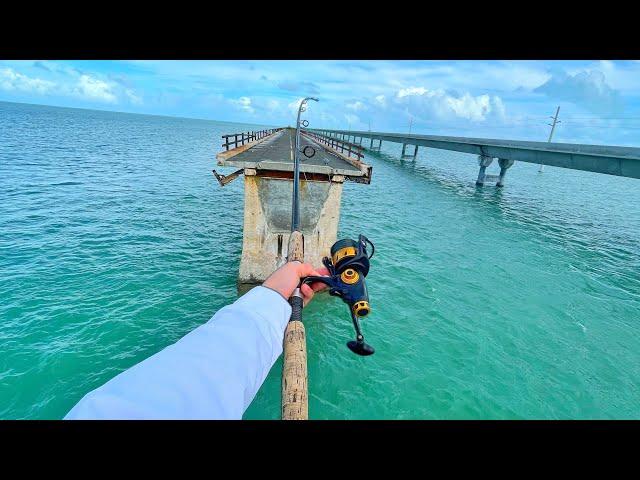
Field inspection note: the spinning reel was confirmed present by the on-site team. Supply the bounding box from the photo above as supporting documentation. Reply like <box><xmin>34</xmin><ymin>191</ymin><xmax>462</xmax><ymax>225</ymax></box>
<box><xmin>302</xmin><ymin>234</ymin><xmax>376</xmax><ymax>356</ymax></box>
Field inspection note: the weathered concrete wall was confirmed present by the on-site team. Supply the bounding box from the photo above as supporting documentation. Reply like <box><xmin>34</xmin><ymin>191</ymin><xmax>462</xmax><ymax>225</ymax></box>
<box><xmin>238</xmin><ymin>172</ymin><xmax>344</xmax><ymax>285</ymax></box>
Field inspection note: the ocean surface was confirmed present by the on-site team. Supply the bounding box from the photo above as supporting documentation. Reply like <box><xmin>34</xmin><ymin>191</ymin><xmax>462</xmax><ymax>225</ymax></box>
<box><xmin>1</xmin><ymin>101</ymin><xmax>639</xmax><ymax>419</ymax></box>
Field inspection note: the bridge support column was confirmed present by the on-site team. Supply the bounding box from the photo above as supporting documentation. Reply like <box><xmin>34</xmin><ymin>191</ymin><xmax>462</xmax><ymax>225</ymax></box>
<box><xmin>497</xmin><ymin>158</ymin><xmax>515</xmax><ymax>187</ymax></box>
<box><xmin>239</xmin><ymin>172</ymin><xmax>344</xmax><ymax>284</ymax></box>
<box><xmin>402</xmin><ymin>144</ymin><xmax>417</xmax><ymax>158</ymax></box>
<box><xmin>476</xmin><ymin>155</ymin><xmax>494</xmax><ymax>186</ymax></box>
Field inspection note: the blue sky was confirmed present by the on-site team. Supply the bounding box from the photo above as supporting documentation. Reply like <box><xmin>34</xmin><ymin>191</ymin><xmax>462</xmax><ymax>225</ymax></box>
<box><xmin>2</xmin><ymin>60</ymin><xmax>640</xmax><ymax>146</ymax></box>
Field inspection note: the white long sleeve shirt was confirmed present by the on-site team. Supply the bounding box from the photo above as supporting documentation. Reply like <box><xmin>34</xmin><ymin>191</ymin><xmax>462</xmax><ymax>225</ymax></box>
<box><xmin>65</xmin><ymin>286</ymin><xmax>291</xmax><ymax>419</ymax></box>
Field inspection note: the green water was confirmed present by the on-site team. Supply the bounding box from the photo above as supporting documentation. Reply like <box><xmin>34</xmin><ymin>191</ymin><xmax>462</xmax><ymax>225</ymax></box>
<box><xmin>1</xmin><ymin>101</ymin><xmax>639</xmax><ymax>419</ymax></box>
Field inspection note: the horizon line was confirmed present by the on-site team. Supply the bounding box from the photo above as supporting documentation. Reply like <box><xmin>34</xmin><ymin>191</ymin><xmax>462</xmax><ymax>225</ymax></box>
<box><xmin>0</xmin><ymin>99</ymin><xmax>282</xmax><ymax>129</ymax></box>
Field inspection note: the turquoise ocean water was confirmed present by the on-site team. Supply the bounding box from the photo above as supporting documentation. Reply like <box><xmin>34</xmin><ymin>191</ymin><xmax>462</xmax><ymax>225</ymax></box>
<box><xmin>1</xmin><ymin>101</ymin><xmax>639</xmax><ymax>419</ymax></box>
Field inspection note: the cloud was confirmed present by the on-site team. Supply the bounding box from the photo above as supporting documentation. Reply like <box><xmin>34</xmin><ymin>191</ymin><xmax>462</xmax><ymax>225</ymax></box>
<box><xmin>374</xmin><ymin>95</ymin><xmax>386</xmax><ymax>107</ymax></box>
<box><xmin>74</xmin><ymin>75</ymin><xmax>117</xmax><ymax>103</ymax></box>
<box><xmin>445</xmin><ymin>93</ymin><xmax>492</xmax><ymax>121</ymax></box>
<box><xmin>1</xmin><ymin>66</ymin><xmax>146</xmax><ymax>106</ymax></box>
<box><xmin>389</xmin><ymin>86</ymin><xmax>505</xmax><ymax>122</ymax></box>
<box><xmin>397</xmin><ymin>87</ymin><xmax>428</xmax><ymax>98</ymax></box>
<box><xmin>231</xmin><ymin>96</ymin><xmax>254</xmax><ymax>114</ymax></box>
<box><xmin>534</xmin><ymin>70</ymin><xmax>623</xmax><ymax>114</ymax></box>
<box><xmin>0</xmin><ymin>67</ymin><xmax>55</xmax><ymax>94</ymax></box>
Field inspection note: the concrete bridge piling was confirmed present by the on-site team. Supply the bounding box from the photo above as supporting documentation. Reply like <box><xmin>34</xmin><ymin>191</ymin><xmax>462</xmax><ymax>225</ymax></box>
<box><xmin>214</xmin><ymin>127</ymin><xmax>372</xmax><ymax>285</ymax></box>
<box><xmin>401</xmin><ymin>143</ymin><xmax>418</xmax><ymax>159</ymax></box>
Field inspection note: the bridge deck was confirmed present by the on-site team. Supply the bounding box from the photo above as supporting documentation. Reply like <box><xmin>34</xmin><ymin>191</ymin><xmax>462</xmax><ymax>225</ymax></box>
<box><xmin>311</xmin><ymin>128</ymin><xmax>640</xmax><ymax>180</ymax></box>
<box><xmin>216</xmin><ymin>128</ymin><xmax>371</xmax><ymax>182</ymax></box>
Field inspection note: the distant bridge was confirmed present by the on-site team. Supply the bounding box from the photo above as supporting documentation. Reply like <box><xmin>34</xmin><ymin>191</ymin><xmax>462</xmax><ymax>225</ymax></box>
<box><xmin>307</xmin><ymin>128</ymin><xmax>640</xmax><ymax>186</ymax></box>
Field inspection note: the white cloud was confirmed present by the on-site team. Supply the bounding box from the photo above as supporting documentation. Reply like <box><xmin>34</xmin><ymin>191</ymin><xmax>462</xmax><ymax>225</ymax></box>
<box><xmin>390</xmin><ymin>86</ymin><xmax>505</xmax><ymax>122</ymax></box>
<box><xmin>445</xmin><ymin>93</ymin><xmax>491</xmax><ymax>121</ymax></box>
<box><xmin>74</xmin><ymin>75</ymin><xmax>117</xmax><ymax>103</ymax></box>
<box><xmin>231</xmin><ymin>96</ymin><xmax>254</xmax><ymax>114</ymax></box>
<box><xmin>534</xmin><ymin>70</ymin><xmax>623</xmax><ymax>114</ymax></box>
<box><xmin>397</xmin><ymin>86</ymin><xmax>428</xmax><ymax>98</ymax></box>
<box><xmin>0</xmin><ymin>67</ymin><xmax>55</xmax><ymax>94</ymax></box>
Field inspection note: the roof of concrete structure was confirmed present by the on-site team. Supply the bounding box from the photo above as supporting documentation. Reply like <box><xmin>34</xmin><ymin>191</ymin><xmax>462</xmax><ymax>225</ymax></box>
<box><xmin>216</xmin><ymin>128</ymin><xmax>371</xmax><ymax>182</ymax></box>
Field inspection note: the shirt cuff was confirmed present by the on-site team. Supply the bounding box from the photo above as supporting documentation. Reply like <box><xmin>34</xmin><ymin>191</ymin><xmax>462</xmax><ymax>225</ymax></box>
<box><xmin>233</xmin><ymin>285</ymin><xmax>292</xmax><ymax>332</ymax></box>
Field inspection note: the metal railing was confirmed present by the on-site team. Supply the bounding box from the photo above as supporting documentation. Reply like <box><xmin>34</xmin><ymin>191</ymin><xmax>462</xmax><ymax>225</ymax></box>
<box><xmin>222</xmin><ymin>128</ymin><xmax>283</xmax><ymax>151</ymax></box>
<box><xmin>302</xmin><ymin>130</ymin><xmax>365</xmax><ymax>162</ymax></box>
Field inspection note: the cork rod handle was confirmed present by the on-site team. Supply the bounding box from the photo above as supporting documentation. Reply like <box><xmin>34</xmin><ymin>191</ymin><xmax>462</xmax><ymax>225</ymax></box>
<box><xmin>281</xmin><ymin>231</ymin><xmax>308</xmax><ymax>420</ymax></box>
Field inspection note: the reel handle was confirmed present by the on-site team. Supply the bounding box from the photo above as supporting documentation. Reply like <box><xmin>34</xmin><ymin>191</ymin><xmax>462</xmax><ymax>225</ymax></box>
<box><xmin>301</xmin><ymin>274</ymin><xmax>374</xmax><ymax>356</ymax></box>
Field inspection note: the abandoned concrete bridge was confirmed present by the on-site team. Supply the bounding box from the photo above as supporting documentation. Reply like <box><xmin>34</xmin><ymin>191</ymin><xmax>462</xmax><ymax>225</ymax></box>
<box><xmin>213</xmin><ymin>125</ymin><xmax>640</xmax><ymax>284</ymax></box>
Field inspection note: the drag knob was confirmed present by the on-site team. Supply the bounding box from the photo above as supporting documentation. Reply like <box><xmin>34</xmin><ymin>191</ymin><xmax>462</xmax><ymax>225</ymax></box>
<box><xmin>340</xmin><ymin>268</ymin><xmax>360</xmax><ymax>284</ymax></box>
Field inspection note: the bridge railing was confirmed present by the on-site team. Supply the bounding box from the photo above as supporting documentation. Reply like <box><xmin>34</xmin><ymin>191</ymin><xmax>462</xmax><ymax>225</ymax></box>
<box><xmin>302</xmin><ymin>130</ymin><xmax>365</xmax><ymax>162</ymax></box>
<box><xmin>222</xmin><ymin>128</ymin><xmax>283</xmax><ymax>151</ymax></box>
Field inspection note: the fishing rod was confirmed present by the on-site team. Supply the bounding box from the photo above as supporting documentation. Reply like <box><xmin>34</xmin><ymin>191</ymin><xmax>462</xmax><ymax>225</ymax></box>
<box><xmin>281</xmin><ymin>97</ymin><xmax>376</xmax><ymax>420</ymax></box>
<box><xmin>281</xmin><ymin>97</ymin><xmax>318</xmax><ymax>421</ymax></box>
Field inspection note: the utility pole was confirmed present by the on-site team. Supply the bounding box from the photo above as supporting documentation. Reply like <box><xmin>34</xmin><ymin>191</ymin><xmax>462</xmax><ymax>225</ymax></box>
<box><xmin>539</xmin><ymin>106</ymin><xmax>561</xmax><ymax>173</ymax></box>
<box><xmin>408</xmin><ymin>115</ymin><xmax>413</xmax><ymax>135</ymax></box>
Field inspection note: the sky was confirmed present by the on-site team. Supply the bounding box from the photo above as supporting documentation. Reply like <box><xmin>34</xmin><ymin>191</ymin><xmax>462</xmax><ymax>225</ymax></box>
<box><xmin>2</xmin><ymin>60</ymin><xmax>640</xmax><ymax>146</ymax></box>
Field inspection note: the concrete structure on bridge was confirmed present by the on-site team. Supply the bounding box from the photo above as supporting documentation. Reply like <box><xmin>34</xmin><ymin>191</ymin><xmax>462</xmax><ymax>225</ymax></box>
<box><xmin>214</xmin><ymin>127</ymin><xmax>371</xmax><ymax>285</ymax></box>
<box><xmin>308</xmin><ymin>128</ymin><xmax>640</xmax><ymax>186</ymax></box>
